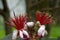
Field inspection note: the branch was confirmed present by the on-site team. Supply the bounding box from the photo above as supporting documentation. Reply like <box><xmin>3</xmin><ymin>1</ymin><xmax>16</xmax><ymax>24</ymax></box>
<box><xmin>41</xmin><ymin>6</ymin><xmax>60</xmax><ymax>11</ymax></box>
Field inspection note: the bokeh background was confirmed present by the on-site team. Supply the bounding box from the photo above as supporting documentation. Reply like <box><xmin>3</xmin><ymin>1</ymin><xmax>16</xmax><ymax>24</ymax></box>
<box><xmin>0</xmin><ymin>0</ymin><xmax>60</xmax><ymax>40</ymax></box>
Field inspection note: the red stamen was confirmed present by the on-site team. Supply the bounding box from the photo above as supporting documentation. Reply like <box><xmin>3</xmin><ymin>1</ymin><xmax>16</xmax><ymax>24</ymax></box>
<box><xmin>36</xmin><ymin>11</ymin><xmax>52</xmax><ymax>25</ymax></box>
<box><xmin>6</xmin><ymin>12</ymin><xmax>27</xmax><ymax>30</ymax></box>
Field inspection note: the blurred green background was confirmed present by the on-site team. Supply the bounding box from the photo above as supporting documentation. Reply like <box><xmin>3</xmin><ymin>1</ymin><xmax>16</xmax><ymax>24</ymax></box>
<box><xmin>0</xmin><ymin>16</ymin><xmax>5</xmax><ymax>39</ymax></box>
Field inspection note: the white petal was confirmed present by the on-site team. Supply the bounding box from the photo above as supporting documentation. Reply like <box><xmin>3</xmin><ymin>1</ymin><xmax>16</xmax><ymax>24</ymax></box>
<box><xmin>38</xmin><ymin>27</ymin><xmax>43</xmax><ymax>36</ymax></box>
<box><xmin>19</xmin><ymin>30</ymin><xmax>23</xmax><ymax>38</ymax></box>
<box><xmin>40</xmin><ymin>25</ymin><xmax>45</xmax><ymax>29</ymax></box>
<box><xmin>38</xmin><ymin>25</ymin><xmax>45</xmax><ymax>36</ymax></box>
<box><xmin>42</xmin><ymin>30</ymin><xmax>48</xmax><ymax>37</ymax></box>
<box><xmin>12</xmin><ymin>30</ymin><xmax>18</xmax><ymax>40</ymax></box>
<box><xmin>26</xmin><ymin>22</ymin><xmax>34</xmax><ymax>27</ymax></box>
<box><xmin>22</xmin><ymin>30</ymin><xmax>29</xmax><ymax>38</ymax></box>
<box><xmin>42</xmin><ymin>30</ymin><xmax>45</xmax><ymax>37</ymax></box>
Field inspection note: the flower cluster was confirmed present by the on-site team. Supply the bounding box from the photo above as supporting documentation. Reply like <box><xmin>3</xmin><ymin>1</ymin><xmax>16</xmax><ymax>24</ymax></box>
<box><xmin>6</xmin><ymin>11</ymin><xmax>52</xmax><ymax>40</ymax></box>
<box><xmin>36</xmin><ymin>11</ymin><xmax>52</xmax><ymax>38</ymax></box>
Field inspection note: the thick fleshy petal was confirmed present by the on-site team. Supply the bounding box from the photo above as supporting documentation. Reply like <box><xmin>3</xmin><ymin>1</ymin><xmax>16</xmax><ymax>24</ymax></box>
<box><xmin>42</xmin><ymin>30</ymin><xmax>48</xmax><ymax>37</ymax></box>
<box><xmin>38</xmin><ymin>28</ymin><xmax>44</xmax><ymax>36</ymax></box>
<box><xmin>38</xmin><ymin>25</ymin><xmax>45</xmax><ymax>36</ymax></box>
<box><xmin>26</xmin><ymin>22</ymin><xmax>34</xmax><ymax>27</ymax></box>
<box><xmin>19</xmin><ymin>30</ymin><xmax>23</xmax><ymax>38</ymax></box>
<box><xmin>22</xmin><ymin>30</ymin><xmax>29</xmax><ymax>38</ymax></box>
<box><xmin>12</xmin><ymin>30</ymin><xmax>18</xmax><ymax>40</ymax></box>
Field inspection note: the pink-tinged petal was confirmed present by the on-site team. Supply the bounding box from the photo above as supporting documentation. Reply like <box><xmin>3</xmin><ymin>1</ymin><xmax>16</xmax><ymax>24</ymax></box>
<box><xmin>26</xmin><ymin>22</ymin><xmax>34</xmax><ymax>27</ymax></box>
<box><xmin>12</xmin><ymin>30</ymin><xmax>18</xmax><ymax>40</ymax></box>
<box><xmin>22</xmin><ymin>30</ymin><xmax>29</xmax><ymax>38</ymax></box>
<box><xmin>24</xmin><ymin>24</ymin><xmax>27</xmax><ymax>30</ymax></box>
<box><xmin>38</xmin><ymin>25</ymin><xmax>45</xmax><ymax>36</ymax></box>
<box><xmin>42</xmin><ymin>30</ymin><xmax>48</xmax><ymax>37</ymax></box>
<box><xmin>19</xmin><ymin>30</ymin><xmax>23</xmax><ymax>38</ymax></box>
